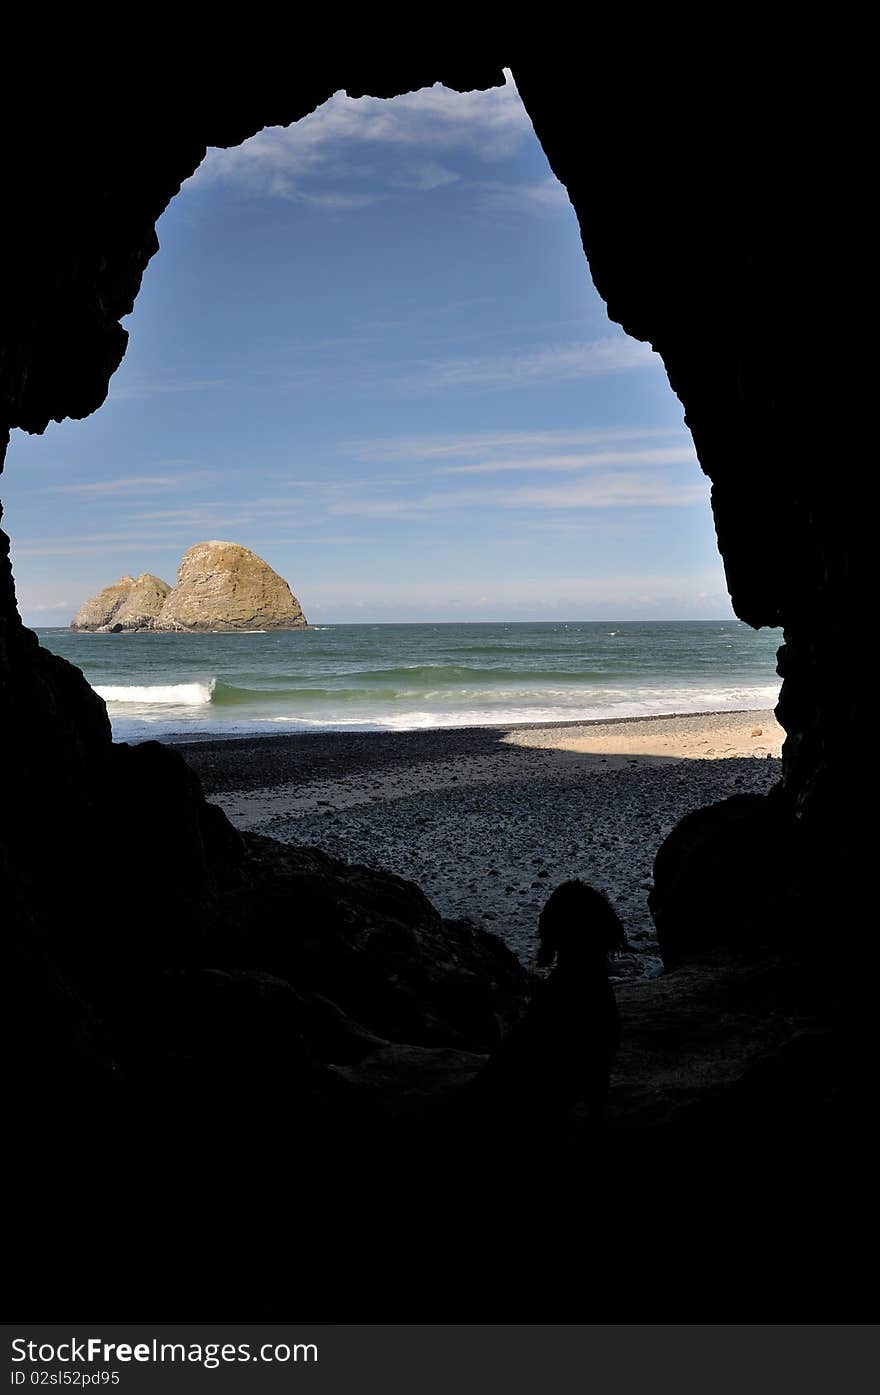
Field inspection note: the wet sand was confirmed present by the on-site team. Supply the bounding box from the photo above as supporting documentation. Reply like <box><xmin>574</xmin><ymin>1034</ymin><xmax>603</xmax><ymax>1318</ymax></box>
<box><xmin>179</xmin><ymin>708</ymin><xmax>784</xmax><ymax>977</ymax></box>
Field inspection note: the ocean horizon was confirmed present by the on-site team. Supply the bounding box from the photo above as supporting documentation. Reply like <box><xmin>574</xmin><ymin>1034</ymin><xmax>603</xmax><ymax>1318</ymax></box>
<box><xmin>34</xmin><ymin>619</ymin><xmax>783</xmax><ymax>744</ymax></box>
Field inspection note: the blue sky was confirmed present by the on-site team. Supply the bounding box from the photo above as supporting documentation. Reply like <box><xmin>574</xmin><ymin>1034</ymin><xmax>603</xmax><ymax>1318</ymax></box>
<box><xmin>3</xmin><ymin>73</ymin><xmax>732</xmax><ymax>626</ymax></box>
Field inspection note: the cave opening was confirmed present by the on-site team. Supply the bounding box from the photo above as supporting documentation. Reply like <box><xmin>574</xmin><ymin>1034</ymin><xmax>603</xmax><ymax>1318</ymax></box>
<box><xmin>2</xmin><ymin>41</ymin><xmax>865</xmax><ymax>1322</ymax></box>
<box><xmin>6</xmin><ymin>72</ymin><xmax>728</xmax><ymax>632</ymax></box>
<box><xmin>2</xmin><ymin>70</ymin><xmax>784</xmax><ymax>973</ymax></box>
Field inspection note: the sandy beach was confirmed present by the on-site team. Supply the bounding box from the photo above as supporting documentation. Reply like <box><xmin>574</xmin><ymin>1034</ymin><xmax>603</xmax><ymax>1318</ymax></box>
<box><xmin>180</xmin><ymin>707</ymin><xmax>784</xmax><ymax>977</ymax></box>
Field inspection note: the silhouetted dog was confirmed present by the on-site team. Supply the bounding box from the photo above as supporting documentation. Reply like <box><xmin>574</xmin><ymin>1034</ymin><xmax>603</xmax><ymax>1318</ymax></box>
<box><xmin>468</xmin><ymin>880</ymin><xmax>627</xmax><ymax>1131</ymax></box>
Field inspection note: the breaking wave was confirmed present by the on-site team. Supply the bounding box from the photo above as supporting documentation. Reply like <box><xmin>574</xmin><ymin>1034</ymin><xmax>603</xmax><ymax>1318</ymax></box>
<box><xmin>95</xmin><ymin>681</ymin><xmax>216</xmax><ymax>706</ymax></box>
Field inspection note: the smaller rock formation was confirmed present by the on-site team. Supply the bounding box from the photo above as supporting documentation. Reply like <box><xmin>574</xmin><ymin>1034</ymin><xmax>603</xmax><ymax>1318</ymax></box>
<box><xmin>71</xmin><ymin>573</ymin><xmax>171</xmax><ymax>632</ymax></box>
<box><xmin>70</xmin><ymin>542</ymin><xmax>308</xmax><ymax>632</ymax></box>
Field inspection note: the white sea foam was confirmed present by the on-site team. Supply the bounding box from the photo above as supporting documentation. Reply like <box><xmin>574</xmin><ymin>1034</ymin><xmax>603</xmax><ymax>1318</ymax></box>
<box><xmin>95</xmin><ymin>680</ymin><xmax>215</xmax><ymax>706</ymax></box>
<box><xmin>102</xmin><ymin>678</ymin><xmax>781</xmax><ymax>741</ymax></box>
<box><xmin>253</xmin><ymin>683</ymin><xmax>780</xmax><ymax>733</ymax></box>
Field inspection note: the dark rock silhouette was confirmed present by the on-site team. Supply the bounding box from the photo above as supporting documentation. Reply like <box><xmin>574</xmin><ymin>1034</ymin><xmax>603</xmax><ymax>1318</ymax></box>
<box><xmin>649</xmin><ymin>792</ymin><xmax>799</xmax><ymax>968</ymax></box>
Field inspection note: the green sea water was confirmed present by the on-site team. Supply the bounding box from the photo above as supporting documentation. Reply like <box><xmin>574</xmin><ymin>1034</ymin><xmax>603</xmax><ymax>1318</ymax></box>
<box><xmin>34</xmin><ymin>619</ymin><xmax>783</xmax><ymax>743</ymax></box>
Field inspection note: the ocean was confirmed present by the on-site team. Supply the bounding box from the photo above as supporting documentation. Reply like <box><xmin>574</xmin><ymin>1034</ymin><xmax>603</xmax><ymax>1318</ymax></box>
<box><xmin>33</xmin><ymin>620</ymin><xmax>783</xmax><ymax>744</ymax></box>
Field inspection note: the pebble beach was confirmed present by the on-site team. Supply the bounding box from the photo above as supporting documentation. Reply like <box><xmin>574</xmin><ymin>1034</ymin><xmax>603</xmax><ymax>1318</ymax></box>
<box><xmin>181</xmin><ymin>707</ymin><xmax>784</xmax><ymax>979</ymax></box>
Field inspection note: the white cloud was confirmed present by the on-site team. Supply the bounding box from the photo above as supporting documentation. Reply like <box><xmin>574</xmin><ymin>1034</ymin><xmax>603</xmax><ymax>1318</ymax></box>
<box><xmin>393</xmin><ymin>162</ymin><xmax>460</xmax><ymax>191</ymax></box>
<box><xmin>353</xmin><ymin>425</ymin><xmax>686</xmax><ymax>460</ymax></box>
<box><xmin>437</xmin><ymin>446</ymin><xmax>698</xmax><ymax>475</ymax></box>
<box><xmin>135</xmin><ymin>506</ymin><xmax>244</xmax><ymax>524</ymax></box>
<box><xmin>54</xmin><ymin>474</ymin><xmax>208</xmax><ymax>497</ymax></box>
<box><xmin>398</xmin><ymin>337</ymin><xmax>658</xmax><ymax>392</ymax></box>
<box><xmin>325</xmin><ymin>471</ymin><xmax>707</xmax><ymax>518</ymax></box>
<box><xmin>500</xmin><ymin>475</ymin><xmax>708</xmax><ymax>510</ymax></box>
<box><xmin>298</xmin><ymin>190</ymin><xmax>380</xmax><ymax>210</ymax></box>
<box><xmin>188</xmin><ymin>74</ymin><xmax>531</xmax><ymax>204</ymax></box>
<box><xmin>13</xmin><ymin>535</ymin><xmax>184</xmax><ymax>558</ymax></box>
<box><xmin>479</xmin><ymin>176</ymin><xmax>570</xmax><ymax>212</ymax></box>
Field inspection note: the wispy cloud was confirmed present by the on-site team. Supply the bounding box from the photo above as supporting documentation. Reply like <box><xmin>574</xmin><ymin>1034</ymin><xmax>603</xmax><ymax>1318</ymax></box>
<box><xmin>437</xmin><ymin>446</ymin><xmax>698</xmax><ymax>475</ymax></box>
<box><xmin>499</xmin><ymin>475</ymin><xmax>707</xmax><ymax>510</ymax></box>
<box><xmin>135</xmin><ymin>506</ymin><xmax>243</xmax><ymax>524</ymax></box>
<box><xmin>13</xmin><ymin>533</ymin><xmax>186</xmax><ymax>558</ymax></box>
<box><xmin>54</xmin><ymin>473</ymin><xmax>213</xmax><ymax>497</ymax></box>
<box><xmin>132</xmin><ymin>495</ymin><xmax>356</xmax><ymax>528</ymax></box>
<box><xmin>479</xmin><ymin>176</ymin><xmax>570</xmax><ymax>213</ymax></box>
<box><xmin>397</xmin><ymin>337</ymin><xmax>658</xmax><ymax>392</ymax></box>
<box><xmin>188</xmin><ymin>72</ymin><xmax>529</xmax><ymax>205</ymax></box>
<box><xmin>392</xmin><ymin>162</ymin><xmax>460</xmax><ymax>191</ymax></box>
<box><xmin>298</xmin><ymin>190</ymin><xmax>379</xmax><ymax>211</ymax></box>
<box><xmin>353</xmin><ymin>426</ymin><xmax>686</xmax><ymax>461</ymax></box>
<box><xmin>324</xmin><ymin>471</ymin><xmax>707</xmax><ymax>519</ymax></box>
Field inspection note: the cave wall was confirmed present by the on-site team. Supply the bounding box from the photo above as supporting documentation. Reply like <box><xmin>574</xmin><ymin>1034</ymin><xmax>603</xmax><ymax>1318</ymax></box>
<box><xmin>512</xmin><ymin>53</ymin><xmax>862</xmax><ymax>851</ymax></box>
<box><xmin>0</xmin><ymin>39</ymin><xmax>862</xmax><ymax>874</ymax></box>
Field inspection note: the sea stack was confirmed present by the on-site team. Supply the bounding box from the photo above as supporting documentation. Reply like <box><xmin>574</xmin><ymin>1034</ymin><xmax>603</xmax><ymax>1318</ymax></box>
<box><xmin>71</xmin><ymin>573</ymin><xmax>172</xmax><ymax>632</ymax></box>
<box><xmin>71</xmin><ymin>542</ymin><xmax>308</xmax><ymax>632</ymax></box>
<box><xmin>156</xmin><ymin>540</ymin><xmax>307</xmax><ymax>631</ymax></box>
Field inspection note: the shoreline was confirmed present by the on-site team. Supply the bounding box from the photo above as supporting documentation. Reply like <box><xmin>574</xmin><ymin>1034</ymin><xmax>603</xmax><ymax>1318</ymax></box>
<box><xmin>161</xmin><ymin>703</ymin><xmax>783</xmax><ymax>751</ymax></box>
<box><xmin>178</xmin><ymin>708</ymin><xmax>784</xmax><ymax>974</ymax></box>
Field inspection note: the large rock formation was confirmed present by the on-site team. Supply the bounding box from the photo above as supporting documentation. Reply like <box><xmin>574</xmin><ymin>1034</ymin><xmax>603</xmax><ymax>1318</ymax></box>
<box><xmin>156</xmin><ymin>539</ymin><xmax>307</xmax><ymax>631</ymax></box>
<box><xmin>71</xmin><ymin>571</ymin><xmax>171</xmax><ymax>631</ymax></box>
<box><xmin>71</xmin><ymin>541</ymin><xmax>307</xmax><ymax>632</ymax></box>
